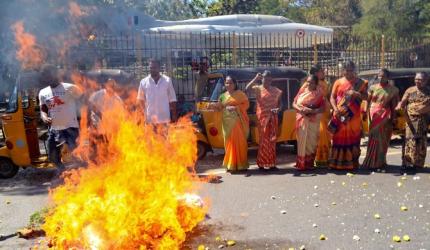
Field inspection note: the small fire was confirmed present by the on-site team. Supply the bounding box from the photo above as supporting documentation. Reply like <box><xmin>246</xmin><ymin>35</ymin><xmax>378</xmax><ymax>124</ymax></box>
<box><xmin>42</xmin><ymin>95</ymin><xmax>206</xmax><ymax>249</ymax></box>
<box><xmin>68</xmin><ymin>1</ymin><xmax>86</xmax><ymax>18</ymax></box>
<box><xmin>11</xmin><ymin>21</ymin><xmax>46</xmax><ymax>70</ymax></box>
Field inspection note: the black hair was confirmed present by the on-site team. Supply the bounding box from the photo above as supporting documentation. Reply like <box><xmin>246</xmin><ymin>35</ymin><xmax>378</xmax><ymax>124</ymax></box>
<box><xmin>39</xmin><ymin>64</ymin><xmax>59</xmax><ymax>85</ymax></box>
<box><xmin>262</xmin><ymin>70</ymin><xmax>272</xmax><ymax>77</ymax></box>
<box><xmin>148</xmin><ymin>58</ymin><xmax>161</xmax><ymax>66</ymax></box>
<box><xmin>308</xmin><ymin>74</ymin><xmax>319</xmax><ymax>84</ymax></box>
<box><xmin>416</xmin><ymin>72</ymin><xmax>429</xmax><ymax>79</ymax></box>
<box><xmin>379</xmin><ymin>68</ymin><xmax>390</xmax><ymax>78</ymax></box>
<box><xmin>226</xmin><ymin>75</ymin><xmax>238</xmax><ymax>90</ymax></box>
<box><xmin>309</xmin><ymin>64</ymin><xmax>322</xmax><ymax>75</ymax></box>
<box><xmin>40</xmin><ymin>64</ymin><xmax>58</xmax><ymax>77</ymax></box>
<box><xmin>343</xmin><ymin>60</ymin><xmax>356</xmax><ymax>71</ymax></box>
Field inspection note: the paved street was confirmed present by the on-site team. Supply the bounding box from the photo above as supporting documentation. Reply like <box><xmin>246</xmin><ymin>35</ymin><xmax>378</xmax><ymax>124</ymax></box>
<box><xmin>1</xmin><ymin>139</ymin><xmax>430</xmax><ymax>250</ymax></box>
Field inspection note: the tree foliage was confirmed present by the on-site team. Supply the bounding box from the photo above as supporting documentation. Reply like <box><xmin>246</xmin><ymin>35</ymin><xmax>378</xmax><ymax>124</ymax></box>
<box><xmin>303</xmin><ymin>0</ymin><xmax>362</xmax><ymax>26</ymax></box>
<box><xmin>207</xmin><ymin>0</ymin><xmax>260</xmax><ymax>16</ymax></box>
<box><xmin>353</xmin><ymin>0</ymin><xmax>430</xmax><ymax>38</ymax></box>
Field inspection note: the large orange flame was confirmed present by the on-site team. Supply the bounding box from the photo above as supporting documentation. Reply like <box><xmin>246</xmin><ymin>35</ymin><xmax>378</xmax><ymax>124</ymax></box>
<box><xmin>11</xmin><ymin>21</ymin><xmax>46</xmax><ymax>70</ymax></box>
<box><xmin>42</xmin><ymin>91</ymin><xmax>206</xmax><ymax>249</ymax></box>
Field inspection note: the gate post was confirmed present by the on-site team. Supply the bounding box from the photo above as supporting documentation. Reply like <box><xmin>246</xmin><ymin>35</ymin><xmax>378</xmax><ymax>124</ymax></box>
<box><xmin>135</xmin><ymin>33</ymin><xmax>142</xmax><ymax>67</ymax></box>
<box><xmin>313</xmin><ymin>32</ymin><xmax>318</xmax><ymax>65</ymax></box>
<box><xmin>380</xmin><ymin>35</ymin><xmax>385</xmax><ymax>68</ymax></box>
<box><xmin>232</xmin><ymin>33</ymin><xmax>237</xmax><ymax>66</ymax></box>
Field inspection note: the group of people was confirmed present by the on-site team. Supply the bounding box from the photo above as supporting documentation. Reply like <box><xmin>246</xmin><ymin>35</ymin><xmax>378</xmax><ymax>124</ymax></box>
<box><xmin>211</xmin><ymin>61</ymin><xmax>430</xmax><ymax>173</ymax></box>
<box><xmin>37</xmin><ymin>59</ymin><xmax>429</xmax><ymax>172</ymax></box>
<box><xmin>38</xmin><ymin>59</ymin><xmax>177</xmax><ymax>167</ymax></box>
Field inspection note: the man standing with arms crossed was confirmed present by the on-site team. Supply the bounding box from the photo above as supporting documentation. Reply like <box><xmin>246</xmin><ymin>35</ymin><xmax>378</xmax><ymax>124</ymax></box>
<box><xmin>137</xmin><ymin>59</ymin><xmax>177</xmax><ymax>126</ymax></box>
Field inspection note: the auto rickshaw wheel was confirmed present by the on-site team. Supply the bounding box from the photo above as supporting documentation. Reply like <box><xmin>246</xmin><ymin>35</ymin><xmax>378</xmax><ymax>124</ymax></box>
<box><xmin>0</xmin><ymin>157</ymin><xmax>19</xmax><ymax>179</ymax></box>
<box><xmin>197</xmin><ymin>141</ymin><xmax>207</xmax><ymax>160</ymax></box>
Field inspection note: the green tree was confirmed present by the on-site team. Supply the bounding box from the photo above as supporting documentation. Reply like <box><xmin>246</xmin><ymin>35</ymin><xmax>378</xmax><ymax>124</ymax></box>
<box><xmin>353</xmin><ymin>0</ymin><xmax>430</xmax><ymax>38</ymax></box>
<box><xmin>81</xmin><ymin>0</ymin><xmax>208</xmax><ymax>19</ymax></box>
<box><xmin>138</xmin><ymin>0</ymin><xmax>209</xmax><ymax>20</ymax></box>
<box><xmin>303</xmin><ymin>0</ymin><xmax>362</xmax><ymax>26</ymax></box>
<box><xmin>207</xmin><ymin>0</ymin><xmax>260</xmax><ymax>16</ymax></box>
<box><xmin>257</xmin><ymin>0</ymin><xmax>306</xmax><ymax>22</ymax></box>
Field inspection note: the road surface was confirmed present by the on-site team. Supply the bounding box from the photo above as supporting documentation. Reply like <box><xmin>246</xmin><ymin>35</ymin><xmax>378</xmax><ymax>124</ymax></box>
<box><xmin>1</xmin><ymin>139</ymin><xmax>429</xmax><ymax>250</ymax></box>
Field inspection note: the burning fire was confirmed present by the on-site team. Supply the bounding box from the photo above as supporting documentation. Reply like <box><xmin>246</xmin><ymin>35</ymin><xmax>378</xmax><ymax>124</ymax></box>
<box><xmin>42</xmin><ymin>97</ymin><xmax>206</xmax><ymax>249</ymax></box>
<box><xmin>68</xmin><ymin>1</ymin><xmax>87</xmax><ymax>18</ymax></box>
<box><xmin>11</xmin><ymin>21</ymin><xmax>46</xmax><ymax>70</ymax></box>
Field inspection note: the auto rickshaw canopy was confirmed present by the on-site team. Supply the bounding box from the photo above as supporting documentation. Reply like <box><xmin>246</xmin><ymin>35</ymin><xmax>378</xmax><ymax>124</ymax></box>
<box><xmin>210</xmin><ymin>66</ymin><xmax>307</xmax><ymax>82</ymax></box>
<box><xmin>359</xmin><ymin>68</ymin><xmax>430</xmax><ymax>80</ymax></box>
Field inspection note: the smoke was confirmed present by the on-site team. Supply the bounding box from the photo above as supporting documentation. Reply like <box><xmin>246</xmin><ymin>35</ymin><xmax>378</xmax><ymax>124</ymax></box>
<box><xmin>0</xmin><ymin>0</ymin><xmax>134</xmax><ymax>91</ymax></box>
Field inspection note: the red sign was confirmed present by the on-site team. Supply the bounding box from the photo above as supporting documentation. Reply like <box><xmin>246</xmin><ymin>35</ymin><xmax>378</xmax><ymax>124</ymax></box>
<box><xmin>296</xmin><ymin>29</ymin><xmax>305</xmax><ymax>38</ymax></box>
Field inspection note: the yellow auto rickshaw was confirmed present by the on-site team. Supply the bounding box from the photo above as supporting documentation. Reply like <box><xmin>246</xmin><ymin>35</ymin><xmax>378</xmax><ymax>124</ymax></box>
<box><xmin>194</xmin><ymin>67</ymin><xmax>307</xmax><ymax>159</ymax></box>
<box><xmin>358</xmin><ymin>67</ymin><xmax>430</xmax><ymax>135</ymax></box>
<box><xmin>0</xmin><ymin>69</ymin><xmax>134</xmax><ymax>179</ymax></box>
<box><xmin>0</xmin><ymin>70</ymin><xmax>48</xmax><ymax>178</ymax></box>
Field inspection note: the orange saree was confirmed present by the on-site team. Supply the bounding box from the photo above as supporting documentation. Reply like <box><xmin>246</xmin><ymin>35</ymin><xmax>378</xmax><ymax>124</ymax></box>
<box><xmin>255</xmin><ymin>86</ymin><xmax>282</xmax><ymax>168</ymax></box>
<box><xmin>328</xmin><ymin>77</ymin><xmax>368</xmax><ymax>170</ymax></box>
<box><xmin>220</xmin><ymin>90</ymin><xmax>250</xmax><ymax>171</ymax></box>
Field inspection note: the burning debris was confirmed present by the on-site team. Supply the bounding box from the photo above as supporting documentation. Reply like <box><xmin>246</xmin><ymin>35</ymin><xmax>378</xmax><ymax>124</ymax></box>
<box><xmin>6</xmin><ymin>2</ymin><xmax>208</xmax><ymax>245</ymax></box>
<box><xmin>40</xmin><ymin>103</ymin><xmax>207</xmax><ymax>249</ymax></box>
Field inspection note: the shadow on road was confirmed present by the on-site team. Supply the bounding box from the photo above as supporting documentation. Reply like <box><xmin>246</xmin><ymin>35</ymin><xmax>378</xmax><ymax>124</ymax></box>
<box><xmin>219</xmin><ymin>165</ymin><xmax>430</xmax><ymax>178</ymax></box>
<box><xmin>0</xmin><ymin>168</ymin><xmax>59</xmax><ymax>196</ymax></box>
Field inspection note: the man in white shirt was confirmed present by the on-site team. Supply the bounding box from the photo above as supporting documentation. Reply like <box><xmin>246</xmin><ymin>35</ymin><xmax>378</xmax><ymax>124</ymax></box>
<box><xmin>137</xmin><ymin>59</ymin><xmax>177</xmax><ymax>124</ymax></box>
<box><xmin>38</xmin><ymin>64</ymin><xmax>83</xmax><ymax>168</ymax></box>
<box><xmin>88</xmin><ymin>78</ymin><xmax>124</xmax><ymax>128</ymax></box>
<box><xmin>88</xmin><ymin>78</ymin><xmax>124</xmax><ymax>162</ymax></box>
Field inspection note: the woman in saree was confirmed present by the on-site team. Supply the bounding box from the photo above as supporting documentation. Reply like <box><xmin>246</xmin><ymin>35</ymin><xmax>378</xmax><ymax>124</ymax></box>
<box><xmin>328</xmin><ymin>61</ymin><xmax>368</xmax><ymax>170</ymax></box>
<box><xmin>293</xmin><ymin>75</ymin><xmax>325</xmax><ymax>170</ymax></box>
<box><xmin>396</xmin><ymin>72</ymin><xmax>430</xmax><ymax>170</ymax></box>
<box><xmin>245</xmin><ymin>70</ymin><xmax>282</xmax><ymax>169</ymax></box>
<box><xmin>362</xmin><ymin>69</ymin><xmax>399</xmax><ymax>169</ymax></box>
<box><xmin>310</xmin><ymin>65</ymin><xmax>332</xmax><ymax>167</ymax></box>
<box><xmin>210</xmin><ymin>76</ymin><xmax>250</xmax><ymax>172</ymax></box>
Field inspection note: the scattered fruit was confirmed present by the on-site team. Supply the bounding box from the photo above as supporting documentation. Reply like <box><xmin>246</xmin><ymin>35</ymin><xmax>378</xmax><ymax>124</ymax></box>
<box><xmin>226</xmin><ymin>240</ymin><xmax>236</xmax><ymax>246</ymax></box>
<box><xmin>198</xmin><ymin>244</ymin><xmax>205</xmax><ymax>250</ymax></box>
<box><xmin>392</xmin><ymin>235</ymin><xmax>401</xmax><ymax>242</ymax></box>
<box><xmin>402</xmin><ymin>235</ymin><xmax>410</xmax><ymax>241</ymax></box>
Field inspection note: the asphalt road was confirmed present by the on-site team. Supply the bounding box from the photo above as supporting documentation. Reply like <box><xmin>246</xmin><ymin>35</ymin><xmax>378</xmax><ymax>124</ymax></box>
<box><xmin>1</xmin><ymin>139</ymin><xmax>430</xmax><ymax>250</ymax></box>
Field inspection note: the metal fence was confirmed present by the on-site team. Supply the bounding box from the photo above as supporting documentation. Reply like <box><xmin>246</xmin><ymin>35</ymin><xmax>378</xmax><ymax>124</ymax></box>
<box><xmin>67</xmin><ymin>32</ymin><xmax>430</xmax><ymax>99</ymax></box>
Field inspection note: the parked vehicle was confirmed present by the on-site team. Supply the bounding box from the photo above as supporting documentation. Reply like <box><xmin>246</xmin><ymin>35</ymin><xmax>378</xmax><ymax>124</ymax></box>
<box><xmin>193</xmin><ymin>67</ymin><xmax>307</xmax><ymax>159</ymax></box>
<box><xmin>0</xmin><ymin>69</ymin><xmax>134</xmax><ymax>178</ymax></box>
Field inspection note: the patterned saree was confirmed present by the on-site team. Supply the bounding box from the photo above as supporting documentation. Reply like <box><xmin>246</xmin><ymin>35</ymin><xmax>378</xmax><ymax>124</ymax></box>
<box><xmin>255</xmin><ymin>86</ymin><xmax>282</xmax><ymax>168</ymax></box>
<box><xmin>362</xmin><ymin>83</ymin><xmax>399</xmax><ymax>169</ymax></box>
<box><xmin>294</xmin><ymin>85</ymin><xmax>325</xmax><ymax>170</ymax></box>
<box><xmin>328</xmin><ymin>77</ymin><xmax>368</xmax><ymax>170</ymax></box>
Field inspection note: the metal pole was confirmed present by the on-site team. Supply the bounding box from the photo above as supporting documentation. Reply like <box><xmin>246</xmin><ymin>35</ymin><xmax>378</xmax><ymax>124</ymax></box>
<box><xmin>232</xmin><ymin>32</ymin><xmax>237</xmax><ymax>66</ymax></box>
<box><xmin>313</xmin><ymin>32</ymin><xmax>318</xmax><ymax>65</ymax></box>
<box><xmin>135</xmin><ymin>31</ymin><xmax>142</xmax><ymax>67</ymax></box>
<box><xmin>381</xmin><ymin>34</ymin><xmax>385</xmax><ymax>68</ymax></box>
